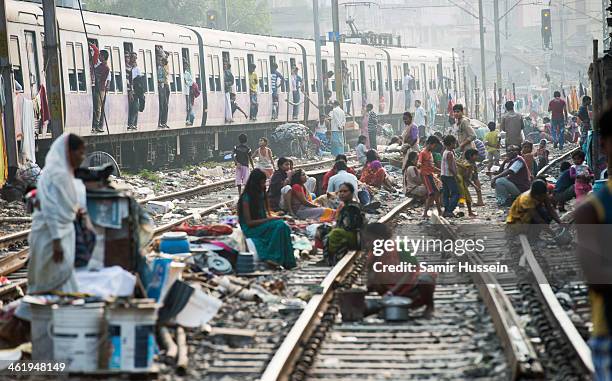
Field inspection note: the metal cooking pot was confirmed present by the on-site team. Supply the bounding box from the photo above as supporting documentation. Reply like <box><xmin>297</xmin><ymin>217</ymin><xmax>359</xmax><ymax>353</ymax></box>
<box><xmin>381</xmin><ymin>296</ymin><xmax>412</xmax><ymax>321</ymax></box>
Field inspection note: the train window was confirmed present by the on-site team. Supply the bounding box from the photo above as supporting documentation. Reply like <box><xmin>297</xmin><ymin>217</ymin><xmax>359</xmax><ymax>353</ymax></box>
<box><xmin>384</xmin><ymin>64</ymin><xmax>389</xmax><ymax>92</ymax></box>
<box><xmin>278</xmin><ymin>60</ymin><xmax>287</xmax><ymax>93</ymax></box>
<box><xmin>168</xmin><ymin>52</ymin><xmax>176</xmax><ymax>92</ymax></box>
<box><xmin>112</xmin><ymin>47</ymin><xmax>123</xmax><ymax>92</ymax></box>
<box><xmin>214</xmin><ymin>55</ymin><xmax>221</xmax><ymax>91</ymax></box>
<box><xmin>67</xmin><ymin>42</ymin><xmax>77</xmax><ymax>92</ymax></box>
<box><xmin>257</xmin><ymin>59</ymin><xmax>264</xmax><ymax>92</ymax></box>
<box><xmin>263</xmin><ymin>60</ymin><xmax>269</xmax><ymax>92</ymax></box>
<box><xmin>289</xmin><ymin>58</ymin><xmax>296</xmax><ymax>70</ymax></box>
<box><xmin>310</xmin><ymin>63</ymin><xmax>316</xmax><ymax>93</ymax></box>
<box><xmin>123</xmin><ymin>42</ymin><xmax>133</xmax><ymax>54</ymax></box>
<box><xmin>146</xmin><ymin>50</ymin><xmax>154</xmax><ymax>92</ymax></box>
<box><xmin>240</xmin><ymin>57</ymin><xmax>246</xmax><ymax>93</ymax></box>
<box><xmin>208</xmin><ymin>54</ymin><xmax>215</xmax><ymax>91</ymax></box>
<box><xmin>222</xmin><ymin>51</ymin><xmax>230</xmax><ymax>65</ymax></box>
<box><xmin>75</xmin><ymin>43</ymin><xmax>86</xmax><ymax>92</ymax></box>
<box><xmin>174</xmin><ymin>52</ymin><xmax>182</xmax><ymax>93</ymax></box>
<box><xmin>193</xmin><ymin>53</ymin><xmax>201</xmax><ymax>89</ymax></box>
<box><xmin>269</xmin><ymin>55</ymin><xmax>276</xmax><ymax>69</ymax></box>
<box><xmin>233</xmin><ymin>57</ymin><xmax>241</xmax><ymax>92</ymax></box>
<box><xmin>24</xmin><ymin>31</ymin><xmax>40</xmax><ymax>92</ymax></box>
<box><xmin>9</xmin><ymin>36</ymin><xmax>24</xmax><ymax>93</ymax></box>
<box><xmin>247</xmin><ymin>54</ymin><xmax>254</xmax><ymax>67</ymax></box>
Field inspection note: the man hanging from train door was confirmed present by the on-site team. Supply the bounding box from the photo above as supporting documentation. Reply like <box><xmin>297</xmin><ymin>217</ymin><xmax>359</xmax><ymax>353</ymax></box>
<box><xmin>92</xmin><ymin>48</ymin><xmax>110</xmax><ymax>133</ymax></box>
<box><xmin>403</xmin><ymin>68</ymin><xmax>414</xmax><ymax>112</ymax></box>
<box><xmin>224</xmin><ymin>61</ymin><xmax>235</xmax><ymax>123</ymax></box>
<box><xmin>249</xmin><ymin>63</ymin><xmax>259</xmax><ymax>121</ymax></box>
<box><xmin>157</xmin><ymin>49</ymin><xmax>171</xmax><ymax>129</ymax></box>
<box><xmin>290</xmin><ymin>66</ymin><xmax>303</xmax><ymax>120</ymax></box>
<box><xmin>271</xmin><ymin>63</ymin><xmax>284</xmax><ymax>120</ymax></box>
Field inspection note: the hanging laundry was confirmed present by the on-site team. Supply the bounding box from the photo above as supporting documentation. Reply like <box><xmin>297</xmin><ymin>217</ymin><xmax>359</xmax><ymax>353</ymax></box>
<box><xmin>21</xmin><ymin>97</ymin><xmax>36</xmax><ymax>164</ymax></box>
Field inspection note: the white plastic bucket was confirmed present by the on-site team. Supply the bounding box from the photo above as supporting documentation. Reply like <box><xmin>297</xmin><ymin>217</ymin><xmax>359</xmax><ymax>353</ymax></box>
<box><xmin>30</xmin><ymin>304</ymin><xmax>53</xmax><ymax>361</ymax></box>
<box><xmin>52</xmin><ymin>303</ymin><xmax>105</xmax><ymax>371</ymax></box>
<box><xmin>106</xmin><ymin>304</ymin><xmax>157</xmax><ymax>372</ymax></box>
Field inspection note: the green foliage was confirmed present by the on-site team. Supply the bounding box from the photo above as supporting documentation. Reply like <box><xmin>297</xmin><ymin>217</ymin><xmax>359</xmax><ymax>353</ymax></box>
<box><xmin>85</xmin><ymin>0</ymin><xmax>270</xmax><ymax>34</ymax></box>
<box><xmin>138</xmin><ymin>169</ymin><xmax>161</xmax><ymax>183</ymax></box>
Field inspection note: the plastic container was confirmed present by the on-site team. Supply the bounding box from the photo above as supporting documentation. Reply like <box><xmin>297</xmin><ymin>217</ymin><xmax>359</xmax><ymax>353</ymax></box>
<box><xmin>159</xmin><ymin>232</ymin><xmax>190</xmax><ymax>254</ymax></box>
<box><xmin>236</xmin><ymin>253</ymin><xmax>255</xmax><ymax>274</ymax></box>
<box><xmin>105</xmin><ymin>302</ymin><xmax>158</xmax><ymax>372</ymax></box>
<box><xmin>52</xmin><ymin>303</ymin><xmax>105</xmax><ymax>371</ymax></box>
<box><xmin>30</xmin><ymin>303</ymin><xmax>54</xmax><ymax>361</ymax></box>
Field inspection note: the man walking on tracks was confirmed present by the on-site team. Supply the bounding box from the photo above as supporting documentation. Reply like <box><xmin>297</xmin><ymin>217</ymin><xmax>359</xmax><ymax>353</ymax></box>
<box><xmin>330</xmin><ymin>101</ymin><xmax>346</xmax><ymax>156</ymax></box>
<box><xmin>500</xmin><ymin>101</ymin><xmax>524</xmax><ymax>149</ymax></box>
<box><xmin>548</xmin><ymin>91</ymin><xmax>569</xmax><ymax>150</ymax></box>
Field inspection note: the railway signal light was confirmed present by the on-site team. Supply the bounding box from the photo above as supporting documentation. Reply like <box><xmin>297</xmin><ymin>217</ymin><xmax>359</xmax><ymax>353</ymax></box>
<box><xmin>541</xmin><ymin>9</ymin><xmax>552</xmax><ymax>50</ymax></box>
<box><xmin>207</xmin><ymin>10</ymin><xmax>218</xmax><ymax>29</ymax></box>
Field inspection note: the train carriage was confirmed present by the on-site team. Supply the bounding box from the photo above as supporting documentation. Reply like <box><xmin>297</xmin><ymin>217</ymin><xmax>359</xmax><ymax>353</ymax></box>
<box><xmin>4</xmin><ymin>0</ymin><xmax>462</xmax><ymax>168</ymax></box>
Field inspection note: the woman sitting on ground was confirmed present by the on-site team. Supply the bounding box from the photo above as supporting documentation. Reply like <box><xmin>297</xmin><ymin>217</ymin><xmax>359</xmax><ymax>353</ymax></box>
<box><xmin>360</xmin><ymin>150</ymin><xmax>395</xmax><ymax>191</ymax></box>
<box><xmin>402</xmin><ymin>151</ymin><xmax>427</xmax><ymax>199</ymax></box>
<box><xmin>238</xmin><ymin>169</ymin><xmax>296</xmax><ymax>269</ymax></box>
<box><xmin>268</xmin><ymin>157</ymin><xmax>293</xmax><ymax>211</ymax></box>
<box><xmin>288</xmin><ymin>169</ymin><xmax>335</xmax><ymax>222</ymax></box>
<box><xmin>325</xmin><ymin>182</ymin><xmax>364</xmax><ymax>265</ymax></box>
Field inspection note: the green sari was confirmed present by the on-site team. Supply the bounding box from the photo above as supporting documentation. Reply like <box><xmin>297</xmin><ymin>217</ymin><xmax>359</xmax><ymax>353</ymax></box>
<box><xmin>239</xmin><ymin>194</ymin><xmax>296</xmax><ymax>269</ymax></box>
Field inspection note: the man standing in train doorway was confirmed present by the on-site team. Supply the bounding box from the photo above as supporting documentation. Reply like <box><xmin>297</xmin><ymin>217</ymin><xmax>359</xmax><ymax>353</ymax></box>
<box><xmin>290</xmin><ymin>66</ymin><xmax>303</xmax><ymax>120</ymax></box>
<box><xmin>92</xmin><ymin>49</ymin><xmax>110</xmax><ymax>133</ymax></box>
<box><xmin>403</xmin><ymin>69</ymin><xmax>414</xmax><ymax>112</ymax></box>
<box><xmin>157</xmin><ymin>52</ymin><xmax>170</xmax><ymax>128</ymax></box>
<box><xmin>330</xmin><ymin>100</ymin><xmax>346</xmax><ymax>156</ymax></box>
<box><xmin>271</xmin><ymin>63</ymin><xmax>284</xmax><ymax>120</ymax></box>
<box><xmin>248</xmin><ymin>64</ymin><xmax>259</xmax><ymax>121</ymax></box>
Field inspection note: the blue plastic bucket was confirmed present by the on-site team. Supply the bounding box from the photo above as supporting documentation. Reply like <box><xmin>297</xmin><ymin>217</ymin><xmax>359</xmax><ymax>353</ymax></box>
<box><xmin>159</xmin><ymin>232</ymin><xmax>190</xmax><ymax>254</ymax></box>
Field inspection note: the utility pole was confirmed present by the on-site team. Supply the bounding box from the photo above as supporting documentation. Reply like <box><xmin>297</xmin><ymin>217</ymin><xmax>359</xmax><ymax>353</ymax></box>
<box><xmin>475</xmin><ymin>75</ymin><xmax>480</xmax><ymax>120</ymax></box>
<box><xmin>559</xmin><ymin>0</ymin><xmax>566</xmax><ymax>82</ymax></box>
<box><xmin>220</xmin><ymin>0</ymin><xmax>228</xmax><ymax>30</ymax></box>
<box><xmin>452</xmin><ymin>48</ymin><xmax>458</xmax><ymax>102</ymax></box>
<box><xmin>462</xmin><ymin>50</ymin><xmax>468</xmax><ymax>116</ymax></box>
<box><xmin>313</xmin><ymin>0</ymin><xmax>325</xmax><ymax>117</ymax></box>
<box><xmin>42</xmin><ymin>0</ymin><xmax>65</xmax><ymax>140</ymax></box>
<box><xmin>493</xmin><ymin>0</ymin><xmax>502</xmax><ymax>123</ymax></box>
<box><xmin>603</xmin><ymin>0</ymin><xmax>608</xmax><ymax>51</ymax></box>
<box><xmin>0</xmin><ymin>1</ymin><xmax>18</xmax><ymax>180</ymax></box>
<box><xmin>478</xmin><ymin>0</ymin><xmax>488</xmax><ymax>121</ymax></box>
<box><xmin>332</xmin><ymin>0</ymin><xmax>343</xmax><ymax>110</ymax></box>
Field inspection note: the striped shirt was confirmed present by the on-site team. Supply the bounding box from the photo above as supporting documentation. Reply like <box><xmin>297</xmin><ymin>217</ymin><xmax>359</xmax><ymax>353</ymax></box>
<box><xmin>367</xmin><ymin>111</ymin><xmax>379</xmax><ymax>132</ymax></box>
<box><xmin>271</xmin><ymin>70</ymin><xmax>284</xmax><ymax>94</ymax></box>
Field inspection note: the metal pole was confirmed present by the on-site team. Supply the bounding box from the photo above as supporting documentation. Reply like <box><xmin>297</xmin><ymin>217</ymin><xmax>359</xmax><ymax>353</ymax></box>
<box><xmin>603</xmin><ymin>0</ymin><xmax>608</xmax><ymax>51</ymax></box>
<box><xmin>592</xmin><ymin>40</ymin><xmax>601</xmax><ymax>179</ymax></box>
<box><xmin>332</xmin><ymin>0</ymin><xmax>343</xmax><ymax>109</ymax></box>
<box><xmin>475</xmin><ymin>75</ymin><xmax>480</xmax><ymax>120</ymax></box>
<box><xmin>220</xmin><ymin>0</ymin><xmax>228</xmax><ymax>31</ymax></box>
<box><xmin>478</xmin><ymin>0</ymin><xmax>488</xmax><ymax>121</ymax></box>
<box><xmin>42</xmin><ymin>0</ymin><xmax>65</xmax><ymax>140</ymax></box>
<box><xmin>494</xmin><ymin>81</ymin><xmax>498</xmax><ymax>123</ymax></box>
<box><xmin>494</xmin><ymin>0</ymin><xmax>502</xmax><ymax>124</ymax></box>
<box><xmin>313</xmin><ymin>0</ymin><xmax>325</xmax><ymax>117</ymax></box>
<box><xmin>452</xmin><ymin>48</ymin><xmax>458</xmax><ymax>102</ymax></box>
<box><xmin>559</xmin><ymin>0</ymin><xmax>566</xmax><ymax>82</ymax></box>
<box><xmin>0</xmin><ymin>0</ymin><xmax>18</xmax><ymax>180</ymax></box>
<box><xmin>463</xmin><ymin>50</ymin><xmax>468</xmax><ymax>116</ymax></box>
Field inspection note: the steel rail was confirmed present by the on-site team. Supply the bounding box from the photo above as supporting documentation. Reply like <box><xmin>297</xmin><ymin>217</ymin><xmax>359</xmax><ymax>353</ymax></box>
<box><xmin>519</xmin><ymin>234</ymin><xmax>594</xmax><ymax>375</ymax></box>
<box><xmin>260</xmin><ymin>197</ymin><xmax>415</xmax><ymax>381</ymax></box>
<box><xmin>433</xmin><ymin>213</ymin><xmax>544</xmax><ymax>380</ymax></box>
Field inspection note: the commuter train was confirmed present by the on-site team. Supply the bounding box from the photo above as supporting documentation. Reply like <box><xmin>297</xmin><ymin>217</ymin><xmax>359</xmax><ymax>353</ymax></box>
<box><xmin>5</xmin><ymin>0</ymin><xmax>464</xmax><ymax>167</ymax></box>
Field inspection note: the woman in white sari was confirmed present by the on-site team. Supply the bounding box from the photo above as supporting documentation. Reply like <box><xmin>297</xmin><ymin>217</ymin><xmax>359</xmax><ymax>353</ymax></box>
<box><xmin>27</xmin><ymin>133</ymin><xmax>86</xmax><ymax>294</ymax></box>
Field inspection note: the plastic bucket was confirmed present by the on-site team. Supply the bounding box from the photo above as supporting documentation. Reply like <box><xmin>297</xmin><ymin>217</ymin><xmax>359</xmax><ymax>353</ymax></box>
<box><xmin>338</xmin><ymin>289</ymin><xmax>366</xmax><ymax>322</ymax></box>
<box><xmin>30</xmin><ymin>304</ymin><xmax>53</xmax><ymax>361</ymax></box>
<box><xmin>105</xmin><ymin>303</ymin><xmax>158</xmax><ymax>372</ymax></box>
<box><xmin>52</xmin><ymin>303</ymin><xmax>105</xmax><ymax>371</ymax></box>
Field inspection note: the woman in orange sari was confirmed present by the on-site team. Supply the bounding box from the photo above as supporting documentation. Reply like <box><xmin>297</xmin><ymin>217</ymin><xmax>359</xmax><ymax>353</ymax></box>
<box><xmin>288</xmin><ymin>169</ymin><xmax>335</xmax><ymax>222</ymax></box>
<box><xmin>360</xmin><ymin>150</ymin><xmax>395</xmax><ymax>191</ymax></box>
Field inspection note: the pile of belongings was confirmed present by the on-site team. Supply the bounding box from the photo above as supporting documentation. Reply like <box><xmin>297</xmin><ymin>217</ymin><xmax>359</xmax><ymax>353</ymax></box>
<box><xmin>271</xmin><ymin>123</ymin><xmax>310</xmax><ymax>144</ymax></box>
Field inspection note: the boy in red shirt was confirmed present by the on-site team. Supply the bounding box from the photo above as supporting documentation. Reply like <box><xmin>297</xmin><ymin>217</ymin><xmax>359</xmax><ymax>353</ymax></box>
<box><xmin>418</xmin><ymin>136</ymin><xmax>443</xmax><ymax>218</ymax></box>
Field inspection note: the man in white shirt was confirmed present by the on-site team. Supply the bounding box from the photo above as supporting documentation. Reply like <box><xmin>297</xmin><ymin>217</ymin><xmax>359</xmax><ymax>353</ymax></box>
<box><xmin>327</xmin><ymin>160</ymin><xmax>358</xmax><ymax>193</ymax></box>
<box><xmin>402</xmin><ymin>70</ymin><xmax>414</xmax><ymax>111</ymax></box>
<box><xmin>414</xmin><ymin>100</ymin><xmax>427</xmax><ymax>138</ymax></box>
<box><xmin>330</xmin><ymin>100</ymin><xmax>346</xmax><ymax>156</ymax></box>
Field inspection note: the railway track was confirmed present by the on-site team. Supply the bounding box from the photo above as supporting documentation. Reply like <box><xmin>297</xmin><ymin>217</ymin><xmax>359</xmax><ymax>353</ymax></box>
<box><xmin>259</xmin><ymin>145</ymin><xmax>594</xmax><ymax>381</ymax></box>
<box><xmin>0</xmin><ymin>156</ymin><xmax>349</xmax><ymax>302</ymax></box>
